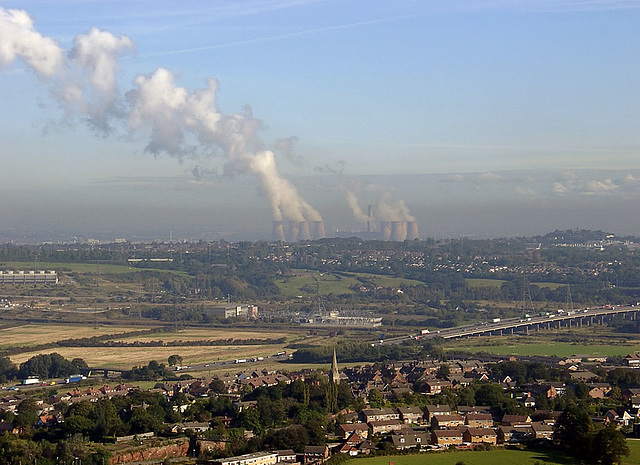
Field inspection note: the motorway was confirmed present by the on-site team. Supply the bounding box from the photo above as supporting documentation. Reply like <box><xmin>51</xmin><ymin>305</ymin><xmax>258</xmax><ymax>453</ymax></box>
<box><xmin>8</xmin><ymin>305</ymin><xmax>638</xmax><ymax>389</ymax></box>
<box><xmin>376</xmin><ymin>303</ymin><xmax>640</xmax><ymax>345</ymax></box>
<box><xmin>173</xmin><ymin>352</ymin><xmax>291</xmax><ymax>373</ymax></box>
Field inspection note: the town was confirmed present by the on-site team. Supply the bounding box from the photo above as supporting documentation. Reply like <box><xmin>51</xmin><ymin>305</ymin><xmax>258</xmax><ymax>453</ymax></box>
<box><xmin>1</xmin><ymin>230</ymin><xmax>640</xmax><ymax>464</ymax></box>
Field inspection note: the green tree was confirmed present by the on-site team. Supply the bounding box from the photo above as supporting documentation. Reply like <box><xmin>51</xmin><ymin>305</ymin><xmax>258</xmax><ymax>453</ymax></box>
<box><xmin>554</xmin><ymin>403</ymin><xmax>594</xmax><ymax>459</ymax></box>
<box><xmin>368</xmin><ymin>389</ymin><xmax>385</xmax><ymax>408</ymax></box>
<box><xmin>437</xmin><ymin>364</ymin><xmax>450</xmax><ymax>378</ymax></box>
<box><xmin>168</xmin><ymin>354</ymin><xmax>183</xmax><ymax>367</ymax></box>
<box><xmin>591</xmin><ymin>425</ymin><xmax>629</xmax><ymax>465</ymax></box>
<box><xmin>474</xmin><ymin>383</ymin><xmax>506</xmax><ymax>407</ymax></box>
<box><xmin>14</xmin><ymin>397</ymin><xmax>39</xmax><ymax>431</ymax></box>
<box><xmin>325</xmin><ymin>382</ymin><xmax>338</xmax><ymax>413</ymax></box>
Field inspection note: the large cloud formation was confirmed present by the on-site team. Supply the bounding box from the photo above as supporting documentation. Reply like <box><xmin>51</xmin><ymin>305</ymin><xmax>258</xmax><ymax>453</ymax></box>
<box><xmin>0</xmin><ymin>7</ymin><xmax>322</xmax><ymax>224</ymax></box>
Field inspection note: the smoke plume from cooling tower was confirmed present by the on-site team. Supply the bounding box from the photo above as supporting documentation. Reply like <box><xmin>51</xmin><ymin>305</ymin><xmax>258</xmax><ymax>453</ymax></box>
<box><xmin>346</xmin><ymin>186</ymin><xmax>418</xmax><ymax>240</ymax></box>
<box><xmin>346</xmin><ymin>188</ymin><xmax>415</xmax><ymax>225</ymax></box>
<box><xmin>0</xmin><ymin>7</ymin><xmax>322</xmax><ymax>227</ymax></box>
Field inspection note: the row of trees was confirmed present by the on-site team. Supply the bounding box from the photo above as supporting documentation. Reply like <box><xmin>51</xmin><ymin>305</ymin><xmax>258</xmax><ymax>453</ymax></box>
<box><xmin>291</xmin><ymin>339</ymin><xmax>444</xmax><ymax>365</ymax></box>
<box><xmin>0</xmin><ymin>353</ymin><xmax>88</xmax><ymax>383</ymax></box>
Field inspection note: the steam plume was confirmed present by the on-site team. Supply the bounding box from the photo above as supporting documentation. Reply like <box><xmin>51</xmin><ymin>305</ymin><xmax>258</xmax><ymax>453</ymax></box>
<box><xmin>346</xmin><ymin>186</ymin><xmax>415</xmax><ymax>224</ymax></box>
<box><xmin>346</xmin><ymin>190</ymin><xmax>370</xmax><ymax>223</ymax></box>
<box><xmin>0</xmin><ymin>7</ymin><xmax>322</xmax><ymax>225</ymax></box>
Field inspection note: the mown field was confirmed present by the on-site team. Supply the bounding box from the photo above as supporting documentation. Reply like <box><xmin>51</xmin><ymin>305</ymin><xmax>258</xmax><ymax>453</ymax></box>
<box><xmin>624</xmin><ymin>438</ymin><xmax>640</xmax><ymax>465</ymax></box>
<box><xmin>2</xmin><ymin>323</ymin><xmax>312</xmax><ymax>369</ymax></box>
<box><xmin>346</xmin><ymin>441</ymin><xmax>640</xmax><ymax>465</ymax></box>
<box><xmin>0</xmin><ymin>323</ymin><xmax>154</xmax><ymax>349</ymax></box>
<box><xmin>109</xmin><ymin>327</ymin><xmax>298</xmax><ymax>343</ymax></box>
<box><xmin>345</xmin><ymin>447</ymin><xmax>579</xmax><ymax>465</ymax></box>
<box><xmin>9</xmin><ymin>343</ymin><xmax>292</xmax><ymax>369</ymax></box>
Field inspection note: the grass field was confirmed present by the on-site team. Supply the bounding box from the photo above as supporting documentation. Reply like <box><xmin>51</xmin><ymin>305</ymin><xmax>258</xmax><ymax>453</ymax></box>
<box><xmin>448</xmin><ymin>338</ymin><xmax>640</xmax><ymax>358</ymax></box>
<box><xmin>465</xmin><ymin>278</ymin><xmax>505</xmax><ymax>288</ymax></box>
<box><xmin>623</xmin><ymin>438</ymin><xmax>640</xmax><ymax>465</ymax></box>
<box><xmin>346</xmin><ymin>442</ymin><xmax>640</xmax><ymax>465</ymax></box>
<box><xmin>345</xmin><ymin>448</ymin><xmax>578</xmax><ymax>465</ymax></box>
<box><xmin>531</xmin><ymin>282</ymin><xmax>565</xmax><ymax>290</ymax></box>
<box><xmin>0</xmin><ymin>260</ymin><xmax>187</xmax><ymax>276</ymax></box>
<box><xmin>277</xmin><ymin>270</ymin><xmax>424</xmax><ymax>298</ymax></box>
<box><xmin>109</xmin><ymin>327</ymin><xmax>297</xmax><ymax>343</ymax></box>
<box><xmin>464</xmin><ymin>279</ymin><xmax>564</xmax><ymax>290</ymax></box>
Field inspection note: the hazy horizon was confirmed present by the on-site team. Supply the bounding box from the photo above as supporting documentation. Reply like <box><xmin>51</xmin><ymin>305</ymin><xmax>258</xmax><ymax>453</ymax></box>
<box><xmin>1</xmin><ymin>169</ymin><xmax>638</xmax><ymax>244</ymax></box>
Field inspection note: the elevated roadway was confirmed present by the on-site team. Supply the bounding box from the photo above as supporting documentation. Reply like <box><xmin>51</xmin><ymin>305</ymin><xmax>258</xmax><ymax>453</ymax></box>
<box><xmin>378</xmin><ymin>304</ymin><xmax>640</xmax><ymax>345</ymax></box>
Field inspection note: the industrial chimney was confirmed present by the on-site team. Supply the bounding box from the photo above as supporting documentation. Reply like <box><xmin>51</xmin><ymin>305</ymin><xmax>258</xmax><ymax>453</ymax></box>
<box><xmin>298</xmin><ymin>221</ymin><xmax>311</xmax><ymax>241</ymax></box>
<box><xmin>390</xmin><ymin>221</ymin><xmax>407</xmax><ymax>241</ymax></box>
<box><xmin>406</xmin><ymin>221</ymin><xmax>419</xmax><ymax>240</ymax></box>
<box><xmin>287</xmin><ymin>221</ymin><xmax>300</xmax><ymax>242</ymax></box>
<box><xmin>380</xmin><ymin>221</ymin><xmax>392</xmax><ymax>241</ymax></box>
<box><xmin>272</xmin><ymin>221</ymin><xmax>285</xmax><ymax>241</ymax></box>
<box><xmin>311</xmin><ymin>221</ymin><xmax>326</xmax><ymax>239</ymax></box>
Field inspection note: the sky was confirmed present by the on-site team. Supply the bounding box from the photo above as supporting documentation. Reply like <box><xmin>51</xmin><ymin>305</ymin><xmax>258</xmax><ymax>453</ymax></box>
<box><xmin>1</xmin><ymin>0</ymin><xmax>640</xmax><ymax>242</ymax></box>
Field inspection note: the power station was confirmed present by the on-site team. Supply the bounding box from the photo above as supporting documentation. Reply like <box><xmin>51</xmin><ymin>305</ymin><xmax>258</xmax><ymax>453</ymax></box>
<box><xmin>272</xmin><ymin>221</ymin><xmax>327</xmax><ymax>242</ymax></box>
<box><xmin>274</xmin><ymin>219</ymin><xmax>418</xmax><ymax>242</ymax></box>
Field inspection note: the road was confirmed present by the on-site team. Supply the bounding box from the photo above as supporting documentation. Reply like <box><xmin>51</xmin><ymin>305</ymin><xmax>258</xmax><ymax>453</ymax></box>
<box><xmin>376</xmin><ymin>303</ymin><xmax>640</xmax><ymax>345</ymax></box>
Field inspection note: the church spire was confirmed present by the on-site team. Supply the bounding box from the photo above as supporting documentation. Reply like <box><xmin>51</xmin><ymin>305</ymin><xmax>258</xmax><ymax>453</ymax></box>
<box><xmin>330</xmin><ymin>348</ymin><xmax>340</xmax><ymax>385</ymax></box>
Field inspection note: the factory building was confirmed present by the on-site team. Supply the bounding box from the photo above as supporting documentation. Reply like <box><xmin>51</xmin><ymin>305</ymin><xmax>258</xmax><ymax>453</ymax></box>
<box><xmin>205</xmin><ymin>304</ymin><xmax>258</xmax><ymax>319</ymax></box>
<box><xmin>0</xmin><ymin>270</ymin><xmax>58</xmax><ymax>285</ymax></box>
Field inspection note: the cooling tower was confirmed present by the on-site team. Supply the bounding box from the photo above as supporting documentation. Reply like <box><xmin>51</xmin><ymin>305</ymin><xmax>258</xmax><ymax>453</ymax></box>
<box><xmin>287</xmin><ymin>221</ymin><xmax>300</xmax><ymax>242</ymax></box>
<box><xmin>272</xmin><ymin>221</ymin><xmax>285</xmax><ymax>241</ymax></box>
<box><xmin>311</xmin><ymin>221</ymin><xmax>326</xmax><ymax>239</ymax></box>
<box><xmin>390</xmin><ymin>221</ymin><xmax>407</xmax><ymax>241</ymax></box>
<box><xmin>298</xmin><ymin>221</ymin><xmax>311</xmax><ymax>241</ymax></box>
<box><xmin>407</xmin><ymin>221</ymin><xmax>419</xmax><ymax>240</ymax></box>
<box><xmin>380</xmin><ymin>221</ymin><xmax>392</xmax><ymax>241</ymax></box>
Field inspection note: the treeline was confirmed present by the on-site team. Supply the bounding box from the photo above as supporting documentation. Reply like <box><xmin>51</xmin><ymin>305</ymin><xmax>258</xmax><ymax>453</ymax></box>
<box><xmin>0</xmin><ymin>353</ymin><xmax>88</xmax><ymax>382</ymax></box>
<box><xmin>291</xmin><ymin>340</ymin><xmax>443</xmax><ymax>364</ymax></box>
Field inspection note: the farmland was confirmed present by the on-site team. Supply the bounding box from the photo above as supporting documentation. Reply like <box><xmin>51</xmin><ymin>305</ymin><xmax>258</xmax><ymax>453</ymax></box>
<box><xmin>9</xmin><ymin>343</ymin><xmax>290</xmax><ymax>369</ymax></box>
<box><xmin>2</xmin><ymin>323</ymin><xmax>309</xmax><ymax>369</ymax></box>
<box><xmin>0</xmin><ymin>323</ymin><xmax>154</xmax><ymax>349</ymax></box>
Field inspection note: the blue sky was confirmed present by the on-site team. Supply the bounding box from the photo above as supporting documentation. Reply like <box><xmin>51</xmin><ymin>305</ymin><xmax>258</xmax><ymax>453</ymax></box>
<box><xmin>1</xmin><ymin>0</ymin><xmax>640</xmax><ymax>241</ymax></box>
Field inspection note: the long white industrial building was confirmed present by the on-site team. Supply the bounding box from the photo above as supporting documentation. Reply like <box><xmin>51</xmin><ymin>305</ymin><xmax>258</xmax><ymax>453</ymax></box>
<box><xmin>0</xmin><ymin>270</ymin><xmax>58</xmax><ymax>285</ymax></box>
